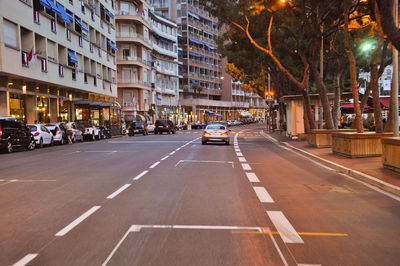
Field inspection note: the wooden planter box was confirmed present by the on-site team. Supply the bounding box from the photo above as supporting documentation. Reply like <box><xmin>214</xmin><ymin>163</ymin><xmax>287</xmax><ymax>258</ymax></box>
<box><xmin>308</xmin><ymin>129</ymin><xmax>357</xmax><ymax>148</ymax></box>
<box><xmin>332</xmin><ymin>132</ymin><xmax>393</xmax><ymax>158</ymax></box>
<box><xmin>382</xmin><ymin>137</ymin><xmax>400</xmax><ymax>173</ymax></box>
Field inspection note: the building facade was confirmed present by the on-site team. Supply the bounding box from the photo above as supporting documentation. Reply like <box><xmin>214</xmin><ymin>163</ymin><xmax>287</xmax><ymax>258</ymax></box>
<box><xmin>149</xmin><ymin>11</ymin><xmax>179</xmax><ymax>122</ymax></box>
<box><xmin>0</xmin><ymin>0</ymin><xmax>118</xmax><ymax>127</ymax></box>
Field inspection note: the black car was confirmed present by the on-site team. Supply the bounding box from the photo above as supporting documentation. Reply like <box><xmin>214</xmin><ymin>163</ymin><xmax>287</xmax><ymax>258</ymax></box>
<box><xmin>0</xmin><ymin>117</ymin><xmax>36</xmax><ymax>153</ymax></box>
<box><xmin>154</xmin><ymin>119</ymin><xmax>176</xmax><ymax>134</ymax></box>
<box><xmin>128</xmin><ymin>122</ymin><xmax>148</xmax><ymax>136</ymax></box>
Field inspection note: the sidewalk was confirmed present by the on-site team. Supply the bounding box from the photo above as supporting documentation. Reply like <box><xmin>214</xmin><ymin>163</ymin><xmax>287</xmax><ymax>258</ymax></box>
<box><xmin>266</xmin><ymin>131</ymin><xmax>400</xmax><ymax>197</ymax></box>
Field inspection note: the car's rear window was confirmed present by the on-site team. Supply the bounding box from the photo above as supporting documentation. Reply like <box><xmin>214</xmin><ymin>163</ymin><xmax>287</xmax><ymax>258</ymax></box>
<box><xmin>206</xmin><ymin>125</ymin><xmax>226</xmax><ymax>130</ymax></box>
<box><xmin>156</xmin><ymin>120</ymin><xmax>167</xmax><ymax>125</ymax></box>
<box><xmin>28</xmin><ymin>125</ymin><xmax>37</xmax><ymax>131</ymax></box>
<box><xmin>135</xmin><ymin>122</ymin><xmax>143</xmax><ymax>126</ymax></box>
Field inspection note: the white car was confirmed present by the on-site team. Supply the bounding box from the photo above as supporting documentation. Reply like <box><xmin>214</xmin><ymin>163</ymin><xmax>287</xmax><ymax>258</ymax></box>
<box><xmin>76</xmin><ymin>121</ymin><xmax>101</xmax><ymax>141</ymax></box>
<box><xmin>202</xmin><ymin>124</ymin><xmax>230</xmax><ymax>145</ymax></box>
<box><xmin>147</xmin><ymin>124</ymin><xmax>155</xmax><ymax>133</ymax></box>
<box><xmin>67</xmin><ymin>122</ymin><xmax>84</xmax><ymax>142</ymax></box>
<box><xmin>28</xmin><ymin>124</ymin><xmax>54</xmax><ymax>148</ymax></box>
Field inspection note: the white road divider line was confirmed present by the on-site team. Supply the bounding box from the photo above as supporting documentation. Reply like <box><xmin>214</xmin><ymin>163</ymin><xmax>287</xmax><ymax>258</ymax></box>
<box><xmin>297</xmin><ymin>264</ymin><xmax>322</xmax><ymax>266</ymax></box>
<box><xmin>246</xmin><ymin>172</ymin><xmax>260</xmax><ymax>183</ymax></box>
<box><xmin>236</xmin><ymin>152</ymin><xmax>243</xmax><ymax>156</ymax></box>
<box><xmin>161</xmin><ymin>155</ymin><xmax>169</xmax><ymax>161</ymax></box>
<box><xmin>149</xmin><ymin>161</ymin><xmax>160</xmax><ymax>169</ymax></box>
<box><xmin>253</xmin><ymin>187</ymin><xmax>274</xmax><ymax>203</ymax></box>
<box><xmin>13</xmin><ymin>254</ymin><xmax>38</xmax><ymax>266</ymax></box>
<box><xmin>241</xmin><ymin>163</ymin><xmax>252</xmax><ymax>170</ymax></box>
<box><xmin>133</xmin><ymin>170</ymin><xmax>149</xmax><ymax>181</ymax></box>
<box><xmin>266</xmin><ymin>211</ymin><xmax>304</xmax><ymax>244</ymax></box>
<box><xmin>106</xmin><ymin>184</ymin><xmax>131</xmax><ymax>199</ymax></box>
<box><xmin>169</xmin><ymin>151</ymin><xmax>175</xmax><ymax>155</ymax></box>
<box><xmin>55</xmin><ymin>206</ymin><xmax>101</xmax><ymax>237</ymax></box>
<box><xmin>238</xmin><ymin>157</ymin><xmax>247</xmax><ymax>162</ymax></box>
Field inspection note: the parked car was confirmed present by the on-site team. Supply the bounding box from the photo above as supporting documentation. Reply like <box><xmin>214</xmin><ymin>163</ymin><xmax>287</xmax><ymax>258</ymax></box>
<box><xmin>0</xmin><ymin>117</ymin><xmax>36</xmax><ymax>153</ymax></box>
<box><xmin>28</xmin><ymin>124</ymin><xmax>54</xmax><ymax>148</ymax></box>
<box><xmin>76</xmin><ymin>121</ymin><xmax>101</xmax><ymax>141</ymax></box>
<box><xmin>64</xmin><ymin>122</ymin><xmax>84</xmax><ymax>142</ymax></box>
<box><xmin>202</xmin><ymin>124</ymin><xmax>230</xmax><ymax>145</ymax></box>
<box><xmin>154</xmin><ymin>119</ymin><xmax>176</xmax><ymax>134</ymax></box>
<box><xmin>128</xmin><ymin>122</ymin><xmax>148</xmax><ymax>136</ymax></box>
<box><xmin>147</xmin><ymin>124</ymin><xmax>155</xmax><ymax>133</ymax></box>
<box><xmin>45</xmin><ymin>123</ymin><xmax>67</xmax><ymax>145</ymax></box>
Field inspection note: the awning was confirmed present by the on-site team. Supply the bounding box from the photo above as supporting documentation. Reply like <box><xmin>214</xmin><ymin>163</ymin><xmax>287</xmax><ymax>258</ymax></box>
<box><xmin>40</xmin><ymin>0</ymin><xmax>52</xmax><ymax>10</ymax></box>
<box><xmin>156</xmin><ymin>96</ymin><xmax>162</xmax><ymax>101</ymax></box>
<box><xmin>74</xmin><ymin>18</ymin><xmax>89</xmax><ymax>33</ymax></box>
<box><xmin>240</xmin><ymin>111</ymin><xmax>252</xmax><ymax>117</ymax></box>
<box><xmin>379</xmin><ymin>97</ymin><xmax>400</xmax><ymax>109</ymax></box>
<box><xmin>188</xmin><ymin>11</ymin><xmax>199</xmax><ymax>20</ymax></box>
<box><xmin>67</xmin><ymin>50</ymin><xmax>78</xmax><ymax>64</ymax></box>
<box><xmin>341</xmin><ymin>103</ymin><xmax>373</xmax><ymax>110</ymax></box>
<box><xmin>107</xmin><ymin>40</ymin><xmax>118</xmax><ymax>52</ymax></box>
<box><xmin>55</xmin><ymin>2</ymin><xmax>72</xmax><ymax>25</ymax></box>
<box><xmin>104</xmin><ymin>8</ymin><xmax>114</xmax><ymax>19</ymax></box>
<box><xmin>159</xmin><ymin>38</ymin><xmax>174</xmax><ymax>44</ymax></box>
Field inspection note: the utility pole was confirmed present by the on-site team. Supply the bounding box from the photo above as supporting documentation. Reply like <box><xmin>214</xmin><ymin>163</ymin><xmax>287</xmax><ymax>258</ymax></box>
<box><xmin>394</xmin><ymin>0</ymin><xmax>399</xmax><ymax>136</ymax></box>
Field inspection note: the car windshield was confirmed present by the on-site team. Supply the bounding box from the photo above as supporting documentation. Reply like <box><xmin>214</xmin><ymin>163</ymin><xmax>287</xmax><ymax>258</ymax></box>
<box><xmin>206</xmin><ymin>125</ymin><xmax>226</xmax><ymax>130</ymax></box>
<box><xmin>45</xmin><ymin>125</ymin><xmax>56</xmax><ymax>130</ymax></box>
<box><xmin>135</xmin><ymin>122</ymin><xmax>143</xmax><ymax>126</ymax></box>
<box><xmin>28</xmin><ymin>125</ymin><xmax>37</xmax><ymax>131</ymax></box>
<box><xmin>156</xmin><ymin>120</ymin><xmax>168</xmax><ymax>125</ymax></box>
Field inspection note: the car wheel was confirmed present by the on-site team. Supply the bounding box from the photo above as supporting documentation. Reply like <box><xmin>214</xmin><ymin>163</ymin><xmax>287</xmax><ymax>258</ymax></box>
<box><xmin>172</xmin><ymin>130</ymin><xmax>176</xmax><ymax>134</ymax></box>
<box><xmin>143</xmin><ymin>132</ymin><xmax>146</xmax><ymax>136</ymax></box>
<box><xmin>96</xmin><ymin>134</ymin><xmax>100</xmax><ymax>140</ymax></box>
<box><xmin>39</xmin><ymin>138</ymin><xmax>44</xmax><ymax>148</ymax></box>
<box><xmin>26</xmin><ymin>138</ymin><xmax>36</xmax><ymax>150</ymax></box>
<box><xmin>168</xmin><ymin>130</ymin><xmax>171</xmax><ymax>134</ymax></box>
<box><xmin>225</xmin><ymin>141</ymin><xmax>230</xmax><ymax>145</ymax></box>
<box><xmin>50</xmin><ymin>137</ymin><xmax>54</xmax><ymax>146</ymax></box>
<box><xmin>60</xmin><ymin>138</ymin><xmax>64</xmax><ymax>145</ymax></box>
<box><xmin>6</xmin><ymin>140</ymin><xmax>13</xmax><ymax>153</ymax></box>
<box><xmin>72</xmin><ymin>137</ymin><xmax>76</xmax><ymax>143</ymax></box>
<box><xmin>202</xmin><ymin>140</ymin><xmax>207</xmax><ymax>145</ymax></box>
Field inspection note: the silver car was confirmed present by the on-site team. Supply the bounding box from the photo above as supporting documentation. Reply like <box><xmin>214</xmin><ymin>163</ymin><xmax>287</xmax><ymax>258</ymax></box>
<box><xmin>202</xmin><ymin>124</ymin><xmax>230</xmax><ymax>145</ymax></box>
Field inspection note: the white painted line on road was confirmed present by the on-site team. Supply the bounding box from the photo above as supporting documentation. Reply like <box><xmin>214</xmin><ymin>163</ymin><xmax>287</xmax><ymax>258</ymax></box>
<box><xmin>236</xmin><ymin>152</ymin><xmax>243</xmax><ymax>156</ymax></box>
<box><xmin>149</xmin><ymin>161</ymin><xmax>160</xmax><ymax>169</ymax></box>
<box><xmin>241</xmin><ymin>163</ymin><xmax>252</xmax><ymax>170</ymax></box>
<box><xmin>238</xmin><ymin>157</ymin><xmax>247</xmax><ymax>162</ymax></box>
<box><xmin>253</xmin><ymin>187</ymin><xmax>274</xmax><ymax>203</ymax></box>
<box><xmin>161</xmin><ymin>155</ymin><xmax>169</xmax><ymax>161</ymax></box>
<box><xmin>169</xmin><ymin>151</ymin><xmax>175</xmax><ymax>155</ymax></box>
<box><xmin>298</xmin><ymin>264</ymin><xmax>322</xmax><ymax>266</ymax></box>
<box><xmin>235</xmin><ymin>149</ymin><xmax>240</xmax><ymax>152</ymax></box>
<box><xmin>102</xmin><ymin>226</ymin><xmax>132</xmax><ymax>266</ymax></box>
<box><xmin>176</xmin><ymin>148</ymin><xmax>181</xmax><ymax>151</ymax></box>
<box><xmin>246</xmin><ymin>172</ymin><xmax>260</xmax><ymax>183</ymax></box>
<box><xmin>106</xmin><ymin>184</ymin><xmax>131</xmax><ymax>199</ymax></box>
<box><xmin>264</xmin><ymin>227</ymin><xmax>289</xmax><ymax>266</ymax></box>
<box><xmin>133</xmin><ymin>170</ymin><xmax>149</xmax><ymax>181</ymax></box>
<box><xmin>55</xmin><ymin>206</ymin><xmax>101</xmax><ymax>237</ymax></box>
<box><xmin>267</xmin><ymin>211</ymin><xmax>304</xmax><ymax>244</ymax></box>
<box><xmin>176</xmin><ymin>160</ymin><xmax>234</xmax><ymax>168</ymax></box>
<box><xmin>129</xmin><ymin>224</ymin><xmax>267</xmax><ymax>232</ymax></box>
<box><xmin>13</xmin><ymin>254</ymin><xmax>38</xmax><ymax>266</ymax></box>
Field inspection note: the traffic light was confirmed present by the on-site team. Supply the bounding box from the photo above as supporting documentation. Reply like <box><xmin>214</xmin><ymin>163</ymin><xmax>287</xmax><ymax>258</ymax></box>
<box><xmin>265</xmin><ymin>91</ymin><xmax>274</xmax><ymax>99</ymax></box>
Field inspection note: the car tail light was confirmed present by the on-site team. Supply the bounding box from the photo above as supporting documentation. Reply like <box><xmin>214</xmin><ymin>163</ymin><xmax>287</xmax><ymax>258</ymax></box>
<box><xmin>204</xmin><ymin>131</ymin><xmax>211</xmax><ymax>136</ymax></box>
<box><xmin>34</xmin><ymin>132</ymin><xmax>40</xmax><ymax>137</ymax></box>
<box><xmin>221</xmin><ymin>132</ymin><xmax>228</xmax><ymax>136</ymax></box>
<box><xmin>0</xmin><ymin>125</ymin><xmax>2</xmax><ymax>137</ymax></box>
<box><xmin>166</xmin><ymin>125</ymin><xmax>169</xmax><ymax>128</ymax></box>
<box><xmin>56</xmin><ymin>130</ymin><xmax>61</xmax><ymax>135</ymax></box>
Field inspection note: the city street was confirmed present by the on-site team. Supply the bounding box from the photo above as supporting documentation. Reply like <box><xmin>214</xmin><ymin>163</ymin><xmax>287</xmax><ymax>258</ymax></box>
<box><xmin>1</xmin><ymin>124</ymin><xmax>399</xmax><ymax>266</ymax></box>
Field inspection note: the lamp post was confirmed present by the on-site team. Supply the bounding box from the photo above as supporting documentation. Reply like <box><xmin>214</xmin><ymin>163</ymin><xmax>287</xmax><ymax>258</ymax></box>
<box><xmin>394</xmin><ymin>0</ymin><xmax>399</xmax><ymax>136</ymax></box>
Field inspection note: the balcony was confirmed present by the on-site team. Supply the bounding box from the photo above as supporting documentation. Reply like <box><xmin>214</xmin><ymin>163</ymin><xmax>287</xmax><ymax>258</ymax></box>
<box><xmin>117</xmin><ymin>56</ymin><xmax>150</xmax><ymax>68</ymax></box>
<box><xmin>116</xmin><ymin>32</ymin><xmax>152</xmax><ymax>49</ymax></box>
<box><xmin>152</xmin><ymin>42</ymin><xmax>178</xmax><ymax>58</ymax></box>
<box><xmin>115</xmin><ymin>10</ymin><xmax>151</xmax><ymax>27</ymax></box>
<box><xmin>117</xmin><ymin>79</ymin><xmax>152</xmax><ymax>90</ymax></box>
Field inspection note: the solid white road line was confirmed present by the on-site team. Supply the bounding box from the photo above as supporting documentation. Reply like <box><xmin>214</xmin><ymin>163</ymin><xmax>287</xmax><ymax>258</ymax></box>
<box><xmin>161</xmin><ymin>155</ymin><xmax>169</xmax><ymax>161</ymax></box>
<box><xmin>106</xmin><ymin>184</ymin><xmax>131</xmax><ymax>199</ymax></box>
<box><xmin>264</xmin><ymin>227</ymin><xmax>289</xmax><ymax>266</ymax></box>
<box><xmin>129</xmin><ymin>224</ymin><xmax>267</xmax><ymax>232</ymax></box>
<box><xmin>169</xmin><ymin>151</ymin><xmax>175</xmax><ymax>155</ymax></box>
<box><xmin>55</xmin><ymin>206</ymin><xmax>101</xmax><ymax>237</ymax></box>
<box><xmin>241</xmin><ymin>163</ymin><xmax>252</xmax><ymax>170</ymax></box>
<box><xmin>149</xmin><ymin>161</ymin><xmax>160</xmax><ymax>169</ymax></box>
<box><xmin>266</xmin><ymin>211</ymin><xmax>304</xmax><ymax>244</ymax></box>
<box><xmin>246</xmin><ymin>172</ymin><xmax>260</xmax><ymax>183</ymax></box>
<box><xmin>236</xmin><ymin>152</ymin><xmax>243</xmax><ymax>156</ymax></box>
<box><xmin>235</xmin><ymin>149</ymin><xmax>240</xmax><ymax>152</ymax></box>
<box><xmin>102</xmin><ymin>226</ymin><xmax>132</xmax><ymax>266</ymax></box>
<box><xmin>253</xmin><ymin>187</ymin><xmax>274</xmax><ymax>203</ymax></box>
<box><xmin>133</xmin><ymin>170</ymin><xmax>149</xmax><ymax>181</ymax></box>
<box><xmin>297</xmin><ymin>264</ymin><xmax>322</xmax><ymax>266</ymax></box>
<box><xmin>13</xmin><ymin>254</ymin><xmax>38</xmax><ymax>266</ymax></box>
<box><xmin>238</xmin><ymin>157</ymin><xmax>247</xmax><ymax>162</ymax></box>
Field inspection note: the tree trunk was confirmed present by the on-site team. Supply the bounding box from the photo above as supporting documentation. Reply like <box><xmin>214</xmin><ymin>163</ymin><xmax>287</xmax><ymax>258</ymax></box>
<box><xmin>310</xmin><ymin>64</ymin><xmax>334</xmax><ymax>129</ymax></box>
<box><xmin>384</xmin><ymin>78</ymin><xmax>395</xmax><ymax>132</ymax></box>
<box><xmin>344</xmin><ymin>8</ymin><xmax>364</xmax><ymax>133</ymax></box>
<box><xmin>301</xmin><ymin>88</ymin><xmax>316</xmax><ymax>130</ymax></box>
<box><xmin>332</xmin><ymin>71</ymin><xmax>341</xmax><ymax>129</ymax></box>
<box><xmin>370</xmin><ymin>53</ymin><xmax>384</xmax><ymax>133</ymax></box>
<box><xmin>360</xmin><ymin>86</ymin><xmax>371</xmax><ymax>114</ymax></box>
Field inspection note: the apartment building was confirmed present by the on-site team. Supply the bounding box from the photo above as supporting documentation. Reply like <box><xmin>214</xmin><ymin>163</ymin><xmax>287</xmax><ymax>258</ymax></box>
<box><xmin>149</xmin><ymin>11</ymin><xmax>179</xmax><ymax>121</ymax></box>
<box><xmin>0</xmin><ymin>0</ymin><xmax>118</xmax><ymax>127</ymax></box>
<box><xmin>115</xmin><ymin>0</ymin><xmax>153</xmax><ymax>122</ymax></box>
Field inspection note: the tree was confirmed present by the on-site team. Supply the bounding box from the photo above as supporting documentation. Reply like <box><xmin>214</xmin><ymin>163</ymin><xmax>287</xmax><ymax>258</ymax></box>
<box><xmin>376</xmin><ymin>0</ymin><xmax>400</xmax><ymax>51</ymax></box>
<box><xmin>192</xmin><ymin>83</ymin><xmax>203</xmax><ymax>98</ymax></box>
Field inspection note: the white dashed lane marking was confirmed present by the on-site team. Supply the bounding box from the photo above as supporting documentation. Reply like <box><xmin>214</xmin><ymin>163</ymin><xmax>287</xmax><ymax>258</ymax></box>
<box><xmin>253</xmin><ymin>186</ymin><xmax>274</xmax><ymax>203</ymax></box>
<box><xmin>246</xmin><ymin>172</ymin><xmax>260</xmax><ymax>183</ymax></box>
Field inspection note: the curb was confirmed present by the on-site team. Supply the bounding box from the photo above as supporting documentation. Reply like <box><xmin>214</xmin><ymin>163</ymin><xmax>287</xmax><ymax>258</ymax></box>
<box><xmin>273</xmin><ymin>138</ymin><xmax>400</xmax><ymax>197</ymax></box>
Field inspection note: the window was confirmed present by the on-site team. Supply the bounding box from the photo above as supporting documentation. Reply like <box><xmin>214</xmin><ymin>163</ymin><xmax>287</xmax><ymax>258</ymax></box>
<box><xmin>3</xmin><ymin>19</ymin><xmax>18</xmax><ymax>48</ymax></box>
<box><xmin>120</xmin><ymin>2</ymin><xmax>129</xmax><ymax>14</ymax></box>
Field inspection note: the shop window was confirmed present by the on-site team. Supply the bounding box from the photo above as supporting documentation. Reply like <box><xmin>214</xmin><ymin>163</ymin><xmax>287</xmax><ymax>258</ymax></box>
<box><xmin>9</xmin><ymin>93</ymin><xmax>25</xmax><ymax>119</ymax></box>
<box><xmin>75</xmin><ymin>108</ymin><xmax>89</xmax><ymax>120</ymax></box>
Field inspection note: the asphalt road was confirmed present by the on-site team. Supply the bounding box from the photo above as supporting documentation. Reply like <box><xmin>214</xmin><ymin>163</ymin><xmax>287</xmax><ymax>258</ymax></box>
<box><xmin>0</xmin><ymin>124</ymin><xmax>399</xmax><ymax>266</ymax></box>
